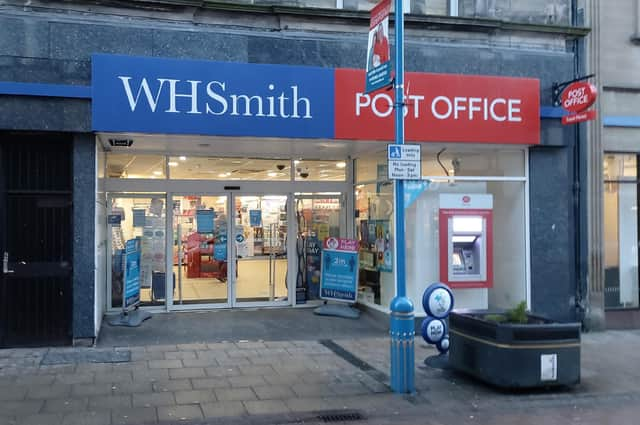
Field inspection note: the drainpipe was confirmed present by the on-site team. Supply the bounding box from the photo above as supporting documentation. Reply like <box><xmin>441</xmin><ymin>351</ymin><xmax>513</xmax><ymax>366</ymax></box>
<box><xmin>571</xmin><ymin>0</ymin><xmax>588</xmax><ymax>325</ymax></box>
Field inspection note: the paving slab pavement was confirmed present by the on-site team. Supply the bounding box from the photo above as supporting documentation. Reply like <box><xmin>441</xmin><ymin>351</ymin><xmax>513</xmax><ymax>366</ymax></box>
<box><xmin>3</xmin><ymin>313</ymin><xmax>640</xmax><ymax>424</ymax></box>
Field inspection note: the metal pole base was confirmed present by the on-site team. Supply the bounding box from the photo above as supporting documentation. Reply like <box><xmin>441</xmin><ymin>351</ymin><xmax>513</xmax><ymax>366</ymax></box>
<box><xmin>390</xmin><ymin>300</ymin><xmax>415</xmax><ymax>393</ymax></box>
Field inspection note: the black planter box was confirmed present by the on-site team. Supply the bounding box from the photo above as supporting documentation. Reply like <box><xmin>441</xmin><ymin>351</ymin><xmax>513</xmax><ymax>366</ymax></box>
<box><xmin>448</xmin><ymin>310</ymin><xmax>581</xmax><ymax>389</ymax></box>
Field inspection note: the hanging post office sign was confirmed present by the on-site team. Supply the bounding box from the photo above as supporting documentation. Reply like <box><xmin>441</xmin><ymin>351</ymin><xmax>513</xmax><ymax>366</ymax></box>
<box><xmin>560</xmin><ymin>81</ymin><xmax>598</xmax><ymax>125</ymax></box>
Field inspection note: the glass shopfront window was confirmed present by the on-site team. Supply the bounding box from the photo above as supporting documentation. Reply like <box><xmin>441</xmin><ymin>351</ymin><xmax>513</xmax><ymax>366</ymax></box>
<box><xmin>108</xmin><ymin>195</ymin><xmax>167</xmax><ymax>308</ymax></box>
<box><xmin>604</xmin><ymin>154</ymin><xmax>639</xmax><ymax>309</ymax></box>
<box><xmin>355</xmin><ymin>148</ymin><xmax>527</xmax><ymax>313</ymax></box>
<box><xmin>355</xmin><ymin>181</ymin><xmax>395</xmax><ymax>306</ymax></box>
<box><xmin>101</xmin><ymin>150</ymin><xmax>352</xmax><ymax>311</ymax></box>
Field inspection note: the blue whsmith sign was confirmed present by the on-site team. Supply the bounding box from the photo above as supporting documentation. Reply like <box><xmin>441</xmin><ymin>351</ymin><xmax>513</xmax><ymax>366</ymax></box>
<box><xmin>92</xmin><ymin>54</ymin><xmax>334</xmax><ymax>138</ymax></box>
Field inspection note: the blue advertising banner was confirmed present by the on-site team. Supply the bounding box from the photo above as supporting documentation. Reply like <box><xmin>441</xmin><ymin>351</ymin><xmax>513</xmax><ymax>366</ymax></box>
<box><xmin>320</xmin><ymin>238</ymin><xmax>359</xmax><ymax>303</ymax></box>
<box><xmin>92</xmin><ymin>54</ymin><xmax>335</xmax><ymax>138</ymax></box>
<box><xmin>249</xmin><ymin>210</ymin><xmax>262</xmax><ymax>227</ymax></box>
<box><xmin>196</xmin><ymin>209</ymin><xmax>215</xmax><ymax>233</ymax></box>
<box><xmin>124</xmin><ymin>238</ymin><xmax>141</xmax><ymax>309</ymax></box>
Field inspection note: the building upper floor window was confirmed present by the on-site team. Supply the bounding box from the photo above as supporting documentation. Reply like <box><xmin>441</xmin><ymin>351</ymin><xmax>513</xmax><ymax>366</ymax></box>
<box><xmin>238</xmin><ymin>0</ymin><xmax>572</xmax><ymax>25</ymax></box>
<box><xmin>632</xmin><ymin>0</ymin><xmax>640</xmax><ymax>44</ymax></box>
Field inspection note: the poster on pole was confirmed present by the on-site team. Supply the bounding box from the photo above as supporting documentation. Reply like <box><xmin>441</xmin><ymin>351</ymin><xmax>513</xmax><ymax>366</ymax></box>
<box><xmin>123</xmin><ymin>238</ymin><xmax>141</xmax><ymax>309</ymax></box>
<box><xmin>365</xmin><ymin>0</ymin><xmax>392</xmax><ymax>93</ymax></box>
<box><xmin>320</xmin><ymin>237</ymin><xmax>360</xmax><ymax>303</ymax></box>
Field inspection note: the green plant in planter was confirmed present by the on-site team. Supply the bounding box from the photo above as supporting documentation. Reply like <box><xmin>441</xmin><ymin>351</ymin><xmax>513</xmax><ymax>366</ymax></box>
<box><xmin>484</xmin><ymin>301</ymin><xmax>528</xmax><ymax>324</ymax></box>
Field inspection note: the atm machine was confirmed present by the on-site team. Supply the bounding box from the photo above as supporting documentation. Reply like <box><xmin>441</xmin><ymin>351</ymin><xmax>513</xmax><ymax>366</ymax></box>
<box><xmin>438</xmin><ymin>193</ymin><xmax>493</xmax><ymax>289</ymax></box>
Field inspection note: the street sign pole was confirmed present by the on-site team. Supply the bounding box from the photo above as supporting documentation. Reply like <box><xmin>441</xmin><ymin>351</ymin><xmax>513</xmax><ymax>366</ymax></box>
<box><xmin>389</xmin><ymin>0</ymin><xmax>415</xmax><ymax>394</ymax></box>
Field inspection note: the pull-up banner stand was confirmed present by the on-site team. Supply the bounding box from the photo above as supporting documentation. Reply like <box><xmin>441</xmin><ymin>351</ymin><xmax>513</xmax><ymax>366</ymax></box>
<box><xmin>108</xmin><ymin>238</ymin><xmax>152</xmax><ymax>327</ymax></box>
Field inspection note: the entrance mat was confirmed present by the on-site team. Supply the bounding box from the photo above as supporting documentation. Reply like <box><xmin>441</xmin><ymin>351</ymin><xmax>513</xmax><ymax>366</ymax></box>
<box><xmin>41</xmin><ymin>348</ymin><xmax>131</xmax><ymax>365</ymax></box>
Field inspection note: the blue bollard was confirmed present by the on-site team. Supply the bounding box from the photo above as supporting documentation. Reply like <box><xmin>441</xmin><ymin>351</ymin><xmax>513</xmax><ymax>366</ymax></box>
<box><xmin>390</xmin><ymin>296</ymin><xmax>415</xmax><ymax>393</ymax></box>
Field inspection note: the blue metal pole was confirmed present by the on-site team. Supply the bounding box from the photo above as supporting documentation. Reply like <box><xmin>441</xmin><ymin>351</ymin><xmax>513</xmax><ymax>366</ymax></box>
<box><xmin>389</xmin><ymin>0</ymin><xmax>415</xmax><ymax>394</ymax></box>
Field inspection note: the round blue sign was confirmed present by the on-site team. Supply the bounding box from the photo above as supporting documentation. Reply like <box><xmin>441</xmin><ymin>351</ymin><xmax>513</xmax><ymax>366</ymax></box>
<box><xmin>422</xmin><ymin>283</ymin><xmax>454</xmax><ymax>319</ymax></box>
<box><xmin>235</xmin><ymin>234</ymin><xmax>245</xmax><ymax>243</ymax></box>
<box><xmin>421</xmin><ymin>317</ymin><xmax>447</xmax><ymax>345</ymax></box>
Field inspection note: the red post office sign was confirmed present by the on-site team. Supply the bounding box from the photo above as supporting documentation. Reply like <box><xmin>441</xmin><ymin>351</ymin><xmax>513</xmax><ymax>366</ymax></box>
<box><xmin>335</xmin><ymin>69</ymin><xmax>540</xmax><ymax>145</ymax></box>
<box><xmin>560</xmin><ymin>81</ymin><xmax>597</xmax><ymax>125</ymax></box>
<box><xmin>560</xmin><ymin>82</ymin><xmax>597</xmax><ymax>113</ymax></box>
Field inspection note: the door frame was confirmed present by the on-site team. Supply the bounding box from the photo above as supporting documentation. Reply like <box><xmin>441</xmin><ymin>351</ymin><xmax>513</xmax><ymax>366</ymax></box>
<box><xmin>167</xmin><ymin>190</ymin><xmax>294</xmax><ymax>311</ymax></box>
<box><xmin>169</xmin><ymin>192</ymin><xmax>234</xmax><ymax>311</ymax></box>
<box><xmin>229</xmin><ymin>192</ymin><xmax>294</xmax><ymax>309</ymax></box>
<box><xmin>0</xmin><ymin>143</ymin><xmax>6</xmax><ymax>346</ymax></box>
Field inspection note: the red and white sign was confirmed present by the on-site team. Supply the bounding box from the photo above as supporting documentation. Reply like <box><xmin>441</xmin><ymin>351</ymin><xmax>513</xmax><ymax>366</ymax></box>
<box><xmin>366</xmin><ymin>0</ymin><xmax>391</xmax><ymax>71</ymax></box>
<box><xmin>560</xmin><ymin>82</ymin><xmax>597</xmax><ymax>113</ymax></box>
<box><xmin>334</xmin><ymin>68</ymin><xmax>540</xmax><ymax>145</ymax></box>
<box><xmin>560</xmin><ymin>81</ymin><xmax>597</xmax><ymax>125</ymax></box>
<box><xmin>562</xmin><ymin>109</ymin><xmax>597</xmax><ymax>125</ymax></box>
<box><xmin>323</xmin><ymin>237</ymin><xmax>359</xmax><ymax>253</ymax></box>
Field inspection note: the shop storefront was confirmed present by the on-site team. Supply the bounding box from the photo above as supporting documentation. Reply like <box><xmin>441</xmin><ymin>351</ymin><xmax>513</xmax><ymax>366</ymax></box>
<box><xmin>91</xmin><ymin>53</ymin><xmax>539</xmax><ymax>318</ymax></box>
<box><xmin>0</xmin><ymin>1</ymin><xmax>587</xmax><ymax>346</ymax></box>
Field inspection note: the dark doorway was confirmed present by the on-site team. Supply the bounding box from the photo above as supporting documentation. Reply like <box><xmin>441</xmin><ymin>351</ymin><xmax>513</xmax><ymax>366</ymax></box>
<box><xmin>0</xmin><ymin>134</ymin><xmax>73</xmax><ymax>347</ymax></box>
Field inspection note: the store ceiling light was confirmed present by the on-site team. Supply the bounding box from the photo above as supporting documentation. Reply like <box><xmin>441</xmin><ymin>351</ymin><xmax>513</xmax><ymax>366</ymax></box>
<box><xmin>267</xmin><ymin>172</ymin><xmax>278</xmax><ymax>177</ymax></box>
<box><xmin>153</xmin><ymin>171</ymin><xmax>162</xmax><ymax>176</ymax></box>
<box><xmin>336</xmin><ymin>162</ymin><xmax>346</xmax><ymax>168</ymax></box>
<box><xmin>179</xmin><ymin>156</ymin><xmax>187</xmax><ymax>161</ymax></box>
<box><xmin>168</xmin><ymin>161</ymin><xmax>178</xmax><ymax>167</ymax></box>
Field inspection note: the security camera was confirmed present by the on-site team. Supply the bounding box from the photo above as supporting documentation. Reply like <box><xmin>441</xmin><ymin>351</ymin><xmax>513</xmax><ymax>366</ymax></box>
<box><xmin>299</xmin><ymin>172</ymin><xmax>309</xmax><ymax>179</ymax></box>
<box><xmin>276</xmin><ymin>164</ymin><xmax>285</xmax><ymax>171</ymax></box>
